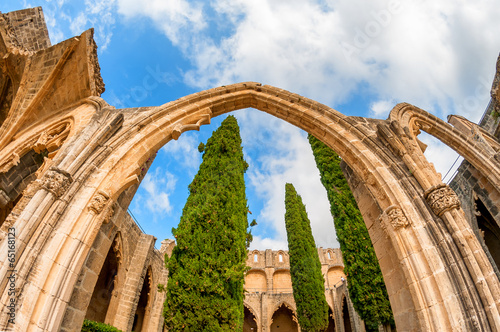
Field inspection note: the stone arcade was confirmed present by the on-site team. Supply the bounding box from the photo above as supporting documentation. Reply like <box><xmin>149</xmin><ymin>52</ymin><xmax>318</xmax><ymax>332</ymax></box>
<box><xmin>1</xmin><ymin>6</ymin><xmax>500</xmax><ymax>332</ymax></box>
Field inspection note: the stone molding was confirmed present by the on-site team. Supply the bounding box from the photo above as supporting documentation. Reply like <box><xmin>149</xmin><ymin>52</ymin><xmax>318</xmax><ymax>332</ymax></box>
<box><xmin>39</xmin><ymin>166</ymin><xmax>72</xmax><ymax>198</ymax></box>
<box><xmin>425</xmin><ymin>184</ymin><xmax>461</xmax><ymax>217</ymax></box>
<box><xmin>380</xmin><ymin>205</ymin><xmax>410</xmax><ymax>230</ymax></box>
<box><xmin>88</xmin><ymin>191</ymin><xmax>110</xmax><ymax>214</ymax></box>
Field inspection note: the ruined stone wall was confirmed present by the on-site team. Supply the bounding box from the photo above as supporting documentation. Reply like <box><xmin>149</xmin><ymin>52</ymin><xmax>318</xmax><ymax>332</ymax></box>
<box><xmin>61</xmin><ymin>181</ymin><xmax>168</xmax><ymax>332</ymax></box>
<box><xmin>244</xmin><ymin>248</ymin><xmax>365</xmax><ymax>332</ymax></box>
<box><xmin>0</xmin><ymin>7</ymin><xmax>50</xmax><ymax>52</ymax></box>
<box><xmin>1</xmin><ymin>7</ymin><xmax>500</xmax><ymax>332</ymax></box>
<box><xmin>450</xmin><ymin>60</ymin><xmax>500</xmax><ymax>281</ymax></box>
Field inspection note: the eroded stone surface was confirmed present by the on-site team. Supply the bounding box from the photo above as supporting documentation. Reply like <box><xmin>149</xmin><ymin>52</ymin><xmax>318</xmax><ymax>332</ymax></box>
<box><xmin>0</xmin><ymin>6</ymin><xmax>500</xmax><ymax>332</ymax></box>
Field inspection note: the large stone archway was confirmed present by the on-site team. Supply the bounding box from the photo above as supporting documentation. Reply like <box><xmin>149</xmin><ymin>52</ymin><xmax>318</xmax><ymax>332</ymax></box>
<box><xmin>1</xmin><ymin>7</ymin><xmax>500</xmax><ymax>332</ymax></box>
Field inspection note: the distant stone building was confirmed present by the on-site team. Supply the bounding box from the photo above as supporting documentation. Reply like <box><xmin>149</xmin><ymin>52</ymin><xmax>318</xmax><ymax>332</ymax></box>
<box><xmin>243</xmin><ymin>248</ymin><xmax>364</xmax><ymax>332</ymax></box>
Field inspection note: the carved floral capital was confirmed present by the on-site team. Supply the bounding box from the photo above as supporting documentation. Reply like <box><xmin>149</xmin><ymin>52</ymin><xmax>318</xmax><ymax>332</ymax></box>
<box><xmin>89</xmin><ymin>191</ymin><xmax>110</xmax><ymax>214</ymax></box>
<box><xmin>424</xmin><ymin>184</ymin><xmax>461</xmax><ymax>217</ymax></box>
<box><xmin>380</xmin><ymin>205</ymin><xmax>410</xmax><ymax>230</ymax></box>
<box><xmin>40</xmin><ymin>167</ymin><xmax>72</xmax><ymax>198</ymax></box>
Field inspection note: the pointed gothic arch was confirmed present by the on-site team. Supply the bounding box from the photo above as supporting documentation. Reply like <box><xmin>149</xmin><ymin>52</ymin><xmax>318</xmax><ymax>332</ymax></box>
<box><xmin>0</xmin><ymin>12</ymin><xmax>499</xmax><ymax>330</ymax></box>
<box><xmin>1</xmin><ymin>81</ymin><xmax>499</xmax><ymax>331</ymax></box>
<box><xmin>270</xmin><ymin>302</ymin><xmax>298</xmax><ymax>332</ymax></box>
<box><xmin>244</xmin><ymin>304</ymin><xmax>259</xmax><ymax>332</ymax></box>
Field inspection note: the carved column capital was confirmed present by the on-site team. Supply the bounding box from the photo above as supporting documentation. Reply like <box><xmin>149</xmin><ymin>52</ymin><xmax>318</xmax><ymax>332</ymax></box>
<box><xmin>424</xmin><ymin>184</ymin><xmax>461</xmax><ymax>217</ymax></box>
<box><xmin>40</xmin><ymin>167</ymin><xmax>72</xmax><ymax>198</ymax></box>
<box><xmin>88</xmin><ymin>191</ymin><xmax>110</xmax><ymax>214</ymax></box>
<box><xmin>380</xmin><ymin>205</ymin><xmax>410</xmax><ymax>230</ymax></box>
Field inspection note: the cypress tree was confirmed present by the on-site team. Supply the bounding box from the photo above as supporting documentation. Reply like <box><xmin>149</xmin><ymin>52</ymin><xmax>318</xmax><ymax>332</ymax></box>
<box><xmin>163</xmin><ymin>115</ymin><xmax>249</xmax><ymax>331</ymax></box>
<box><xmin>284</xmin><ymin>183</ymin><xmax>329</xmax><ymax>332</ymax></box>
<box><xmin>307</xmin><ymin>134</ymin><xmax>394</xmax><ymax>330</ymax></box>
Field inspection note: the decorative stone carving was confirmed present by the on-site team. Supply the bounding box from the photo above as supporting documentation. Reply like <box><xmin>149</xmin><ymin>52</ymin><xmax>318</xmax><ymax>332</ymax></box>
<box><xmin>39</xmin><ymin>167</ymin><xmax>72</xmax><ymax>197</ymax></box>
<box><xmin>380</xmin><ymin>205</ymin><xmax>410</xmax><ymax>230</ymax></box>
<box><xmin>102</xmin><ymin>203</ymin><xmax>115</xmax><ymax>224</ymax></box>
<box><xmin>387</xmin><ymin>206</ymin><xmax>410</xmax><ymax>229</ymax></box>
<box><xmin>32</xmin><ymin>122</ymin><xmax>71</xmax><ymax>156</ymax></box>
<box><xmin>112</xmin><ymin>234</ymin><xmax>123</xmax><ymax>265</ymax></box>
<box><xmin>88</xmin><ymin>191</ymin><xmax>110</xmax><ymax>214</ymax></box>
<box><xmin>424</xmin><ymin>184</ymin><xmax>461</xmax><ymax>217</ymax></box>
<box><xmin>0</xmin><ymin>152</ymin><xmax>20</xmax><ymax>174</ymax></box>
<box><xmin>0</xmin><ymin>189</ymin><xmax>9</xmax><ymax>208</ymax></box>
<box><xmin>22</xmin><ymin>181</ymin><xmax>41</xmax><ymax>198</ymax></box>
<box><xmin>171</xmin><ymin>111</ymin><xmax>211</xmax><ymax>140</ymax></box>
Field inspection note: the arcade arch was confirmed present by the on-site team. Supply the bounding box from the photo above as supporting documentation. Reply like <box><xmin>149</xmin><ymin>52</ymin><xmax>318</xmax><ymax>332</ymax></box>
<box><xmin>272</xmin><ymin>270</ymin><xmax>292</xmax><ymax>292</ymax></box>
<box><xmin>243</xmin><ymin>305</ymin><xmax>258</xmax><ymax>332</ymax></box>
<box><xmin>342</xmin><ymin>296</ymin><xmax>353</xmax><ymax>332</ymax></box>
<box><xmin>0</xmin><ymin>80</ymin><xmax>499</xmax><ymax>331</ymax></box>
<box><xmin>245</xmin><ymin>270</ymin><xmax>267</xmax><ymax>292</ymax></box>
<box><xmin>270</xmin><ymin>303</ymin><xmax>298</xmax><ymax>332</ymax></box>
<box><xmin>132</xmin><ymin>266</ymin><xmax>153</xmax><ymax>332</ymax></box>
<box><xmin>85</xmin><ymin>233</ymin><xmax>123</xmax><ymax>323</ymax></box>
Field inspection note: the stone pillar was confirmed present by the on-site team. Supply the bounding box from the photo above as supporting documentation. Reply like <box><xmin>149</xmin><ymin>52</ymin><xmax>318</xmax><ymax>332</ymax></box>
<box><xmin>148</xmin><ymin>256</ymin><xmax>168</xmax><ymax>332</ymax></box>
<box><xmin>111</xmin><ymin>234</ymin><xmax>155</xmax><ymax>331</ymax></box>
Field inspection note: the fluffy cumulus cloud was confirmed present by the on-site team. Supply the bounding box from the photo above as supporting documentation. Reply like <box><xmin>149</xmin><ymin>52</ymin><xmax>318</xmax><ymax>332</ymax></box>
<box><xmin>135</xmin><ymin>167</ymin><xmax>177</xmax><ymax>216</ymax></box>
<box><xmin>116</xmin><ymin>0</ymin><xmax>205</xmax><ymax>47</ymax></box>
<box><xmin>235</xmin><ymin>111</ymin><xmax>338</xmax><ymax>250</ymax></box>
<box><xmin>162</xmin><ymin>132</ymin><xmax>202</xmax><ymax>174</ymax></box>
<box><xmin>124</xmin><ymin>0</ymin><xmax>499</xmax><ymax>121</ymax></box>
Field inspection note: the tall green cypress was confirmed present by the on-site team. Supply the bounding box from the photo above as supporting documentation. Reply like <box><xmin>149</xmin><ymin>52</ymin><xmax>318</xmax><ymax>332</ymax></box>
<box><xmin>284</xmin><ymin>183</ymin><xmax>329</xmax><ymax>332</ymax></box>
<box><xmin>307</xmin><ymin>134</ymin><xmax>394</xmax><ymax>330</ymax></box>
<box><xmin>163</xmin><ymin>115</ymin><xmax>249</xmax><ymax>331</ymax></box>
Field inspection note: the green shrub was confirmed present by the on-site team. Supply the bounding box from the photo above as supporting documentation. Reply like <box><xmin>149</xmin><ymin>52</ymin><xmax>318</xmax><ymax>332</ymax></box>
<box><xmin>81</xmin><ymin>319</ymin><xmax>122</xmax><ymax>332</ymax></box>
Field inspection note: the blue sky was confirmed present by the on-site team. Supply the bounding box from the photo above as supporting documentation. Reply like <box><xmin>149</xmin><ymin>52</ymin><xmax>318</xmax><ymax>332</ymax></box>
<box><xmin>3</xmin><ymin>0</ymin><xmax>500</xmax><ymax>250</ymax></box>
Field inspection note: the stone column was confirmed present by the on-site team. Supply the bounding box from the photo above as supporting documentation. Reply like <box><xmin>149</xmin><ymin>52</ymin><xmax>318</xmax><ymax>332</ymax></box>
<box><xmin>111</xmin><ymin>234</ymin><xmax>155</xmax><ymax>331</ymax></box>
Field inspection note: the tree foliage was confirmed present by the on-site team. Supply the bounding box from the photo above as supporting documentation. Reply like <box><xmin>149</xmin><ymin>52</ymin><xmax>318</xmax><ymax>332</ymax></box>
<box><xmin>81</xmin><ymin>320</ymin><xmax>122</xmax><ymax>332</ymax></box>
<box><xmin>163</xmin><ymin>115</ymin><xmax>250</xmax><ymax>331</ymax></box>
<box><xmin>284</xmin><ymin>183</ymin><xmax>329</xmax><ymax>332</ymax></box>
<box><xmin>307</xmin><ymin>134</ymin><xmax>394</xmax><ymax>330</ymax></box>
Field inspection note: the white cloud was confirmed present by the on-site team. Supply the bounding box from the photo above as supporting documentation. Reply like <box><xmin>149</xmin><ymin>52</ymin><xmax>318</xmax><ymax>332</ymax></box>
<box><xmin>40</xmin><ymin>0</ymin><xmax>117</xmax><ymax>50</ymax></box>
<box><xmin>249</xmin><ymin>235</ymin><xmax>288</xmax><ymax>251</ymax></box>
<box><xmin>162</xmin><ymin>132</ymin><xmax>202</xmax><ymax>173</ymax></box>
<box><xmin>116</xmin><ymin>0</ymin><xmax>205</xmax><ymax>46</ymax></box>
<box><xmin>140</xmin><ymin>167</ymin><xmax>177</xmax><ymax>215</ymax></box>
<box><xmin>370</xmin><ymin>99</ymin><xmax>396</xmax><ymax>118</ymax></box>
<box><xmin>117</xmin><ymin>0</ymin><xmax>500</xmax><ymax>121</ymax></box>
<box><xmin>235</xmin><ymin>110</ymin><xmax>338</xmax><ymax>250</ymax></box>
<box><xmin>69</xmin><ymin>12</ymin><xmax>88</xmax><ymax>36</ymax></box>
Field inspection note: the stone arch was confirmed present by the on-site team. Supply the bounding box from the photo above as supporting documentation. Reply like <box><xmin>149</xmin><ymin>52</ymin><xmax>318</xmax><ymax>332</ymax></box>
<box><xmin>272</xmin><ymin>269</ymin><xmax>292</xmax><ymax>291</ymax></box>
<box><xmin>131</xmin><ymin>266</ymin><xmax>153</xmax><ymax>332</ymax></box>
<box><xmin>245</xmin><ymin>269</ymin><xmax>267</xmax><ymax>292</ymax></box>
<box><xmin>244</xmin><ymin>303</ymin><xmax>259</xmax><ymax>332</ymax></box>
<box><xmin>2</xmin><ymin>83</ymin><xmax>500</xmax><ymax>332</ymax></box>
<box><xmin>276</xmin><ymin>250</ymin><xmax>286</xmax><ymax>264</ymax></box>
<box><xmin>0</xmin><ymin>118</ymin><xmax>72</xmax><ymax>230</ymax></box>
<box><xmin>85</xmin><ymin>232</ymin><xmax>123</xmax><ymax>323</ymax></box>
<box><xmin>474</xmin><ymin>197</ymin><xmax>500</xmax><ymax>270</ymax></box>
<box><xmin>269</xmin><ymin>302</ymin><xmax>298</xmax><ymax>332</ymax></box>
<box><xmin>326</xmin><ymin>266</ymin><xmax>345</xmax><ymax>288</ymax></box>
<box><xmin>341</xmin><ymin>296</ymin><xmax>353</xmax><ymax>332</ymax></box>
<box><xmin>384</xmin><ymin>103</ymin><xmax>500</xmax><ymax>328</ymax></box>
<box><xmin>0</xmin><ymin>73</ymin><xmax>13</xmax><ymax>129</ymax></box>
<box><xmin>326</xmin><ymin>306</ymin><xmax>335</xmax><ymax>332</ymax></box>
<box><xmin>252</xmin><ymin>249</ymin><xmax>260</xmax><ymax>263</ymax></box>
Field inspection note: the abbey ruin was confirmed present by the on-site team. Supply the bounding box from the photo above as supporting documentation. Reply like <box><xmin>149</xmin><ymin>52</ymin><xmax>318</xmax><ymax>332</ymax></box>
<box><xmin>1</xmin><ymin>6</ymin><xmax>500</xmax><ymax>332</ymax></box>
